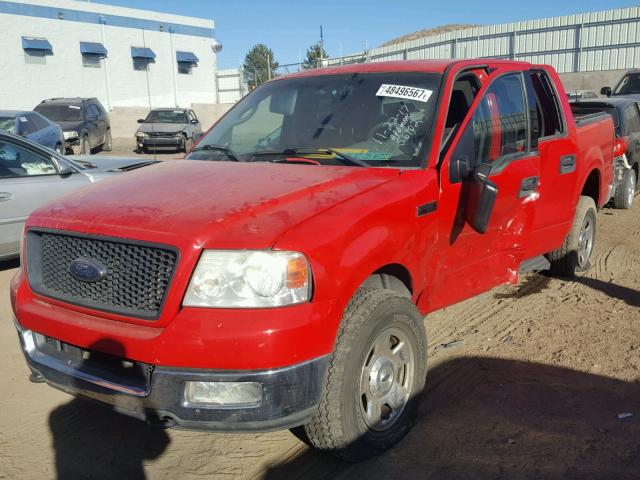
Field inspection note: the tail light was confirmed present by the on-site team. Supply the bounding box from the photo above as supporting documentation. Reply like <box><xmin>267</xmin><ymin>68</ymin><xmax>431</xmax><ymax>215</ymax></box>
<box><xmin>614</xmin><ymin>136</ymin><xmax>629</xmax><ymax>158</ymax></box>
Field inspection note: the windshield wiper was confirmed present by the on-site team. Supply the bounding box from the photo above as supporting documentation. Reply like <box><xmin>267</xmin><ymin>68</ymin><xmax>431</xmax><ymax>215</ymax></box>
<box><xmin>190</xmin><ymin>144</ymin><xmax>241</xmax><ymax>161</ymax></box>
<box><xmin>252</xmin><ymin>147</ymin><xmax>368</xmax><ymax>167</ymax></box>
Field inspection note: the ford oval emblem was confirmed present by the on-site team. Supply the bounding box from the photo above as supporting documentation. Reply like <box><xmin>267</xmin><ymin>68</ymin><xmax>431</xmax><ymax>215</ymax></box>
<box><xmin>68</xmin><ymin>258</ymin><xmax>107</xmax><ymax>283</ymax></box>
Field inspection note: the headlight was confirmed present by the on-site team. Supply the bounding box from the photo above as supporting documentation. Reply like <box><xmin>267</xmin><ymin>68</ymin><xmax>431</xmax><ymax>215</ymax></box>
<box><xmin>183</xmin><ymin>250</ymin><xmax>311</xmax><ymax>308</ymax></box>
<box><xmin>63</xmin><ymin>131</ymin><xmax>78</xmax><ymax>140</ymax></box>
<box><xmin>136</xmin><ymin>131</ymin><xmax>149</xmax><ymax>138</ymax></box>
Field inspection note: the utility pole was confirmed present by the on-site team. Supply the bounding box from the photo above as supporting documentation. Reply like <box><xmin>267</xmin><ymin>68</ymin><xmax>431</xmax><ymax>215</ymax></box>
<box><xmin>267</xmin><ymin>52</ymin><xmax>272</xmax><ymax>80</ymax></box>
<box><xmin>319</xmin><ymin>25</ymin><xmax>324</xmax><ymax>68</ymax></box>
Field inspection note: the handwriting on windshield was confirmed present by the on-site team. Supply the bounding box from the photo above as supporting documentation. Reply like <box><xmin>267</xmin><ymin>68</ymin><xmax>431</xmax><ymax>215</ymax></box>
<box><xmin>371</xmin><ymin>104</ymin><xmax>423</xmax><ymax>146</ymax></box>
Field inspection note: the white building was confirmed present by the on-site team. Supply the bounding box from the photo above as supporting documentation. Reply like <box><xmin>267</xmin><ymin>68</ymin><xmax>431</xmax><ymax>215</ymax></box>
<box><xmin>0</xmin><ymin>0</ymin><xmax>222</xmax><ymax>110</ymax></box>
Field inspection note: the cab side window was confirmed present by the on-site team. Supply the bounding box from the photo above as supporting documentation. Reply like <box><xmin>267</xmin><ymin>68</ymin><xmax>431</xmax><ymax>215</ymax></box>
<box><xmin>472</xmin><ymin>74</ymin><xmax>528</xmax><ymax>164</ymax></box>
<box><xmin>449</xmin><ymin>73</ymin><xmax>529</xmax><ymax>181</ymax></box>
<box><xmin>0</xmin><ymin>141</ymin><xmax>57</xmax><ymax>178</ymax></box>
<box><xmin>528</xmin><ymin>71</ymin><xmax>564</xmax><ymax>138</ymax></box>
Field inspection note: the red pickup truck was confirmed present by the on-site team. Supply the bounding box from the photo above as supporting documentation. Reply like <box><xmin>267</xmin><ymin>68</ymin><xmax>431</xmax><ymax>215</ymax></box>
<box><xmin>11</xmin><ymin>60</ymin><xmax>615</xmax><ymax>460</ymax></box>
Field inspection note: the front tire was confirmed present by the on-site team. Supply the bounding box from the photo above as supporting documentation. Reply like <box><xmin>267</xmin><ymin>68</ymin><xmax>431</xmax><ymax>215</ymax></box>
<box><xmin>613</xmin><ymin>168</ymin><xmax>636</xmax><ymax>209</ymax></box>
<box><xmin>102</xmin><ymin>130</ymin><xmax>112</xmax><ymax>152</ymax></box>
<box><xmin>303</xmin><ymin>288</ymin><xmax>427</xmax><ymax>461</ymax></box>
<box><xmin>546</xmin><ymin>195</ymin><xmax>597</xmax><ymax>277</ymax></box>
<box><xmin>79</xmin><ymin>134</ymin><xmax>90</xmax><ymax>155</ymax></box>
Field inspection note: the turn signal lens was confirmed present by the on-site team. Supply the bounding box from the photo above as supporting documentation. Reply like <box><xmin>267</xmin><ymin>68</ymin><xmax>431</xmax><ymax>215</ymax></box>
<box><xmin>286</xmin><ymin>256</ymin><xmax>308</xmax><ymax>289</ymax></box>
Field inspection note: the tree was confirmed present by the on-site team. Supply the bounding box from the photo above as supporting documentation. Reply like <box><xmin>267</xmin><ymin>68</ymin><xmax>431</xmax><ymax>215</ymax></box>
<box><xmin>243</xmin><ymin>44</ymin><xmax>279</xmax><ymax>89</ymax></box>
<box><xmin>302</xmin><ymin>42</ymin><xmax>329</xmax><ymax>69</ymax></box>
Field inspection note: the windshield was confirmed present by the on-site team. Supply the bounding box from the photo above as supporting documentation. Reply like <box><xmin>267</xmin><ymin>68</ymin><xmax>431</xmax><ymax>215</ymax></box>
<box><xmin>189</xmin><ymin>72</ymin><xmax>443</xmax><ymax>167</ymax></box>
<box><xmin>614</xmin><ymin>73</ymin><xmax>640</xmax><ymax>96</ymax></box>
<box><xmin>0</xmin><ymin>117</ymin><xmax>16</xmax><ymax>134</ymax></box>
<box><xmin>35</xmin><ymin>104</ymin><xmax>82</xmax><ymax>122</ymax></box>
<box><xmin>144</xmin><ymin>110</ymin><xmax>188</xmax><ymax>124</ymax></box>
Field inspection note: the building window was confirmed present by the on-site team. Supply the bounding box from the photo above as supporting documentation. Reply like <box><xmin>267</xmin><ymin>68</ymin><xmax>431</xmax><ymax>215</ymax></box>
<box><xmin>82</xmin><ymin>53</ymin><xmax>102</xmax><ymax>68</ymax></box>
<box><xmin>25</xmin><ymin>50</ymin><xmax>47</xmax><ymax>65</ymax></box>
<box><xmin>133</xmin><ymin>57</ymin><xmax>152</xmax><ymax>71</ymax></box>
<box><xmin>178</xmin><ymin>62</ymin><xmax>195</xmax><ymax>75</ymax></box>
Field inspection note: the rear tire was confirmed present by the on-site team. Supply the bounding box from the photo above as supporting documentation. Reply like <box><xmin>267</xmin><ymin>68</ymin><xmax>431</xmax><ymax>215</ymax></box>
<box><xmin>302</xmin><ymin>288</ymin><xmax>427</xmax><ymax>461</ymax></box>
<box><xmin>546</xmin><ymin>195</ymin><xmax>597</xmax><ymax>277</ymax></box>
<box><xmin>612</xmin><ymin>169</ymin><xmax>636</xmax><ymax>209</ymax></box>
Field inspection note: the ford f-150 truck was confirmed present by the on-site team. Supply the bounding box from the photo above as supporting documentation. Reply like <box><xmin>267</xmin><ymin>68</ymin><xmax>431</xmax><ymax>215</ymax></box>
<box><xmin>11</xmin><ymin>60</ymin><xmax>615</xmax><ymax>460</ymax></box>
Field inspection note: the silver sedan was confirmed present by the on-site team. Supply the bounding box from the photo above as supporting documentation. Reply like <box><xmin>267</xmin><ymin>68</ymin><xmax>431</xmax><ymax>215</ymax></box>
<box><xmin>0</xmin><ymin>131</ymin><xmax>157</xmax><ymax>260</ymax></box>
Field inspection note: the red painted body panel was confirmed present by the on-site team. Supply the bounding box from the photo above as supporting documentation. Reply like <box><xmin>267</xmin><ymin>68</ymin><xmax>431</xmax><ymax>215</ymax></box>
<box><xmin>12</xmin><ymin>60</ymin><xmax>615</xmax><ymax>371</ymax></box>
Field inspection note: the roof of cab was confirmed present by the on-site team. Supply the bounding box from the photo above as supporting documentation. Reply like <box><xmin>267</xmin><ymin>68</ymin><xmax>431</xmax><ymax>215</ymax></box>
<box><xmin>275</xmin><ymin>59</ymin><xmax>533</xmax><ymax>81</ymax></box>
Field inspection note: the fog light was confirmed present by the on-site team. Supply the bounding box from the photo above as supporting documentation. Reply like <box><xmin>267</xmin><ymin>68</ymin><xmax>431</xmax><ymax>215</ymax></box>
<box><xmin>184</xmin><ymin>381</ymin><xmax>262</xmax><ymax>407</ymax></box>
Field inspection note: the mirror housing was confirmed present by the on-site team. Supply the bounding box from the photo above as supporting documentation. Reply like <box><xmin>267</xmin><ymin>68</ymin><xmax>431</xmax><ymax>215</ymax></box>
<box><xmin>51</xmin><ymin>156</ymin><xmax>72</xmax><ymax>176</ymax></box>
<box><xmin>270</xmin><ymin>89</ymin><xmax>298</xmax><ymax>115</ymax></box>
<box><xmin>190</xmin><ymin>119</ymin><xmax>199</xmax><ymax>125</ymax></box>
<box><xmin>600</xmin><ymin>86</ymin><xmax>612</xmax><ymax>97</ymax></box>
<box><xmin>137</xmin><ymin>118</ymin><xmax>145</xmax><ymax>124</ymax></box>
<box><xmin>465</xmin><ymin>163</ymin><xmax>498</xmax><ymax>234</ymax></box>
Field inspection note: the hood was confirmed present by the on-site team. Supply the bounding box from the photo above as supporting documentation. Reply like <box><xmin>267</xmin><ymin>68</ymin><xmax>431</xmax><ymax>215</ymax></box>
<box><xmin>28</xmin><ymin>161</ymin><xmax>399</xmax><ymax>250</ymax></box>
<box><xmin>71</xmin><ymin>155</ymin><xmax>160</xmax><ymax>174</ymax></box>
<box><xmin>55</xmin><ymin>121</ymin><xmax>84</xmax><ymax>132</ymax></box>
<box><xmin>137</xmin><ymin>123</ymin><xmax>187</xmax><ymax>134</ymax></box>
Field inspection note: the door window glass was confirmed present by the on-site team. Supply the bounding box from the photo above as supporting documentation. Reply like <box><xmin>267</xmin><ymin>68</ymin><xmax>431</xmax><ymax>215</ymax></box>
<box><xmin>0</xmin><ymin>141</ymin><xmax>57</xmax><ymax>177</ymax></box>
<box><xmin>472</xmin><ymin>74</ymin><xmax>528</xmax><ymax>165</ymax></box>
<box><xmin>623</xmin><ymin>104</ymin><xmax>640</xmax><ymax>135</ymax></box>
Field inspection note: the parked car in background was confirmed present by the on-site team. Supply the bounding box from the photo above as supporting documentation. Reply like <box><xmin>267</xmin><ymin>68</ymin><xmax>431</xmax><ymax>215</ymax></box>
<box><xmin>0</xmin><ymin>111</ymin><xmax>64</xmax><ymax>154</ymax></box>
<box><xmin>571</xmin><ymin>97</ymin><xmax>640</xmax><ymax>209</ymax></box>
<box><xmin>601</xmin><ymin>69</ymin><xmax>640</xmax><ymax>98</ymax></box>
<box><xmin>135</xmin><ymin>108</ymin><xmax>202</xmax><ymax>153</ymax></box>
<box><xmin>566</xmin><ymin>90</ymin><xmax>598</xmax><ymax>101</ymax></box>
<box><xmin>0</xmin><ymin>131</ymin><xmax>156</xmax><ymax>260</ymax></box>
<box><xmin>34</xmin><ymin>98</ymin><xmax>112</xmax><ymax>155</ymax></box>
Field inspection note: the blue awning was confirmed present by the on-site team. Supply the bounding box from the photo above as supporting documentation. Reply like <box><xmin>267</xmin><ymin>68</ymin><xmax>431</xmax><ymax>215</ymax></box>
<box><xmin>131</xmin><ymin>47</ymin><xmax>156</xmax><ymax>59</ymax></box>
<box><xmin>176</xmin><ymin>51</ymin><xmax>199</xmax><ymax>63</ymax></box>
<box><xmin>80</xmin><ymin>42</ymin><xmax>108</xmax><ymax>56</ymax></box>
<box><xmin>22</xmin><ymin>37</ymin><xmax>52</xmax><ymax>51</ymax></box>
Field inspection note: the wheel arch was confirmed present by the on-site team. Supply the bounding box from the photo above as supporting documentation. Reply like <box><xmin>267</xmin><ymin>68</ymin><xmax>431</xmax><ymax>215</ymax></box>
<box><xmin>581</xmin><ymin>168</ymin><xmax>601</xmax><ymax>206</ymax></box>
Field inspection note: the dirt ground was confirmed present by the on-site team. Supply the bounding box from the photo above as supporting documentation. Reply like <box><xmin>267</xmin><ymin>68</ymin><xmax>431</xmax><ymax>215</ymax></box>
<box><xmin>0</xmin><ymin>198</ymin><xmax>639</xmax><ymax>479</ymax></box>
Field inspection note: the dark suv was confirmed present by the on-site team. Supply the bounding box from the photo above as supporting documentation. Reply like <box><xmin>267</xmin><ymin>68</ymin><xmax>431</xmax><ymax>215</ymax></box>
<box><xmin>35</xmin><ymin>98</ymin><xmax>112</xmax><ymax>155</ymax></box>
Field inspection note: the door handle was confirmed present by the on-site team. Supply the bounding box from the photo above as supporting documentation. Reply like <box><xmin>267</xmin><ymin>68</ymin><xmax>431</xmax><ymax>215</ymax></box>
<box><xmin>0</xmin><ymin>192</ymin><xmax>13</xmax><ymax>202</ymax></box>
<box><xmin>518</xmin><ymin>176</ymin><xmax>539</xmax><ymax>198</ymax></box>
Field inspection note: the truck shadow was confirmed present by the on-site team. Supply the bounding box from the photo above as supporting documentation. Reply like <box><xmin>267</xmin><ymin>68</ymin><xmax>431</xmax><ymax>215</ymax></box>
<box><xmin>48</xmin><ymin>339</ymin><xmax>170</xmax><ymax>480</ymax></box>
<box><xmin>0</xmin><ymin>258</ymin><xmax>20</xmax><ymax>271</ymax></box>
<box><xmin>264</xmin><ymin>357</ymin><xmax>640</xmax><ymax>480</ymax></box>
<box><xmin>574</xmin><ymin>276</ymin><xmax>640</xmax><ymax>308</ymax></box>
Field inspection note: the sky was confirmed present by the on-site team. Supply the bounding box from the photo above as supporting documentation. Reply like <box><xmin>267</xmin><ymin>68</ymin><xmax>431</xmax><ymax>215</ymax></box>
<box><xmin>95</xmin><ymin>0</ymin><xmax>639</xmax><ymax>69</ymax></box>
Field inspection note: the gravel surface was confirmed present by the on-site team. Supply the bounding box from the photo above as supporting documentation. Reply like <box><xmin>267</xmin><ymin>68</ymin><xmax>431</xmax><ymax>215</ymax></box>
<box><xmin>1</xmin><ymin>198</ymin><xmax>639</xmax><ymax>479</ymax></box>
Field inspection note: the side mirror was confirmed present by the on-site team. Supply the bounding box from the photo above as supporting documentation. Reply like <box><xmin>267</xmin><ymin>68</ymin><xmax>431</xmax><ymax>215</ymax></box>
<box><xmin>190</xmin><ymin>119</ymin><xmax>199</xmax><ymax>125</ymax></box>
<box><xmin>51</xmin><ymin>156</ymin><xmax>72</xmax><ymax>176</ymax></box>
<box><xmin>465</xmin><ymin>163</ymin><xmax>498</xmax><ymax>234</ymax></box>
<box><xmin>137</xmin><ymin>119</ymin><xmax>145</xmax><ymax>124</ymax></box>
<box><xmin>600</xmin><ymin>86</ymin><xmax>612</xmax><ymax>97</ymax></box>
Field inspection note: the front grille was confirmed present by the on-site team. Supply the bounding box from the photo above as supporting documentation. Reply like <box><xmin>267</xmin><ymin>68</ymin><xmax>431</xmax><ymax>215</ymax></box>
<box><xmin>147</xmin><ymin>132</ymin><xmax>180</xmax><ymax>138</ymax></box>
<box><xmin>26</xmin><ymin>229</ymin><xmax>178</xmax><ymax>320</ymax></box>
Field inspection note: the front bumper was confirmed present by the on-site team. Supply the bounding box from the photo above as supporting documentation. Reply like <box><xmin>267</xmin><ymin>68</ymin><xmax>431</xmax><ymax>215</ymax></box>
<box><xmin>15</xmin><ymin>318</ymin><xmax>328</xmax><ymax>432</ymax></box>
<box><xmin>138</xmin><ymin>136</ymin><xmax>183</xmax><ymax>150</ymax></box>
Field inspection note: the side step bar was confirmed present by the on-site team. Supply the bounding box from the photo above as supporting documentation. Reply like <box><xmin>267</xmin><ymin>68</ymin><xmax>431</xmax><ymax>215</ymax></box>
<box><xmin>519</xmin><ymin>255</ymin><xmax>551</xmax><ymax>274</ymax></box>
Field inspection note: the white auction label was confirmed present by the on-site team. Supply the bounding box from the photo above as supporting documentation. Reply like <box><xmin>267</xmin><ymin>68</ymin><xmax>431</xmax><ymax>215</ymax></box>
<box><xmin>375</xmin><ymin>84</ymin><xmax>432</xmax><ymax>102</ymax></box>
